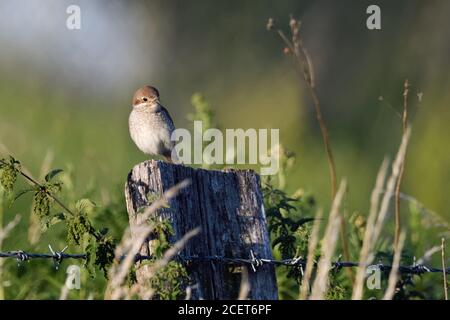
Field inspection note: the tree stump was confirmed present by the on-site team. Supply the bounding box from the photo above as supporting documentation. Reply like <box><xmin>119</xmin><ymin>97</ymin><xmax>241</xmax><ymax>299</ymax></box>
<box><xmin>125</xmin><ymin>160</ymin><xmax>278</xmax><ymax>300</ymax></box>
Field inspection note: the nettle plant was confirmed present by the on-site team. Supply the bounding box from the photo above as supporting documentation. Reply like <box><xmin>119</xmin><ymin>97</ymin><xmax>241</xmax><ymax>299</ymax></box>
<box><xmin>262</xmin><ymin>148</ymin><xmax>350</xmax><ymax>299</ymax></box>
<box><xmin>146</xmin><ymin>217</ymin><xmax>189</xmax><ymax>300</ymax></box>
<box><xmin>0</xmin><ymin>156</ymin><xmax>115</xmax><ymax>276</ymax></box>
<box><xmin>261</xmin><ymin>150</ymin><xmax>315</xmax><ymax>297</ymax></box>
<box><xmin>0</xmin><ymin>155</ymin><xmax>190</xmax><ymax>299</ymax></box>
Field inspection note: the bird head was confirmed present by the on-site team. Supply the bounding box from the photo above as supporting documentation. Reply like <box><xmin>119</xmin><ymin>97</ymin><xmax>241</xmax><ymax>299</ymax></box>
<box><xmin>132</xmin><ymin>86</ymin><xmax>160</xmax><ymax>108</ymax></box>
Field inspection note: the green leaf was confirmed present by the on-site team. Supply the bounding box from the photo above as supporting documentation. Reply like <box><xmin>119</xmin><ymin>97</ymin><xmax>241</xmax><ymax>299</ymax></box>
<box><xmin>75</xmin><ymin>198</ymin><xmax>97</xmax><ymax>214</ymax></box>
<box><xmin>14</xmin><ymin>186</ymin><xmax>38</xmax><ymax>201</ymax></box>
<box><xmin>84</xmin><ymin>237</ymin><xmax>96</xmax><ymax>278</ymax></box>
<box><xmin>290</xmin><ymin>218</ymin><xmax>316</xmax><ymax>231</ymax></box>
<box><xmin>95</xmin><ymin>234</ymin><xmax>116</xmax><ymax>277</ymax></box>
<box><xmin>272</xmin><ymin>236</ymin><xmax>286</xmax><ymax>248</ymax></box>
<box><xmin>45</xmin><ymin>169</ymin><xmax>64</xmax><ymax>182</ymax></box>
<box><xmin>66</xmin><ymin>211</ymin><xmax>92</xmax><ymax>245</ymax></box>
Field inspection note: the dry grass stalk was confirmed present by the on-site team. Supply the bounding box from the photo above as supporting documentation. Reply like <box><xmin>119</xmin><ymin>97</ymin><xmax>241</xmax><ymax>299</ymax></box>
<box><xmin>268</xmin><ymin>17</ymin><xmax>337</xmax><ymax>199</ymax></box>
<box><xmin>288</xmin><ymin>17</ymin><xmax>337</xmax><ymax>201</ymax></box>
<box><xmin>383</xmin><ymin>231</ymin><xmax>406</xmax><ymax>300</ymax></box>
<box><xmin>59</xmin><ymin>283</ymin><xmax>70</xmax><ymax>300</ymax></box>
<box><xmin>107</xmin><ymin>224</ymin><xmax>199</xmax><ymax>300</ymax></box>
<box><xmin>352</xmin><ymin>159</ymin><xmax>389</xmax><ymax>299</ymax></box>
<box><xmin>309</xmin><ymin>180</ymin><xmax>346</xmax><ymax>300</ymax></box>
<box><xmin>290</xmin><ymin>18</ymin><xmax>352</xmax><ymax>270</ymax></box>
<box><xmin>0</xmin><ymin>214</ymin><xmax>21</xmax><ymax>300</ymax></box>
<box><xmin>299</xmin><ymin>208</ymin><xmax>323</xmax><ymax>300</ymax></box>
<box><xmin>269</xmin><ymin>17</ymin><xmax>352</xmax><ymax>268</ymax></box>
<box><xmin>107</xmin><ymin>226</ymin><xmax>149</xmax><ymax>298</ymax></box>
<box><xmin>442</xmin><ymin>238</ymin><xmax>448</xmax><ymax>300</ymax></box>
<box><xmin>417</xmin><ymin>246</ymin><xmax>441</xmax><ymax>265</ymax></box>
<box><xmin>0</xmin><ymin>215</ymin><xmax>21</xmax><ymax>246</ymax></box>
<box><xmin>394</xmin><ymin>79</ymin><xmax>410</xmax><ymax>248</ymax></box>
<box><xmin>132</xmin><ymin>179</ymin><xmax>191</xmax><ymax>232</ymax></box>
<box><xmin>352</xmin><ymin>126</ymin><xmax>411</xmax><ymax>299</ymax></box>
<box><xmin>105</xmin><ymin>180</ymin><xmax>192</xmax><ymax>300</ymax></box>
<box><xmin>238</xmin><ymin>266</ymin><xmax>250</xmax><ymax>300</ymax></box>
<box><xmin>373</xmin><ymin>126</ymin><xmax>411</xmax><ymax>243</ymax></box>
<box><xmin>135</xmin><ymin>228</ymin><xmax>200</xmax><ymax>300</ymax></box>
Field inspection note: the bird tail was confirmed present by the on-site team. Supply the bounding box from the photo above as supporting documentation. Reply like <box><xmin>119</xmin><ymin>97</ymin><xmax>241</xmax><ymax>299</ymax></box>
<box><xmin>164</xmin><ymin>149</ymin><xmax>179</xmax><ymax>164</ymax></box>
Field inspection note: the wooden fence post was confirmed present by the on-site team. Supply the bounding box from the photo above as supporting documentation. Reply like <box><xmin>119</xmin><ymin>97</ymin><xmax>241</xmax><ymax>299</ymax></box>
<box><xmin>125</xmin><ymin>160</ymin><xmax>278</xmax><ymax>300</ymax></box>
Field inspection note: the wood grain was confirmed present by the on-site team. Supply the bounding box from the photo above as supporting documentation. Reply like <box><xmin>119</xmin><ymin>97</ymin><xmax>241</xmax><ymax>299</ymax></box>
<box><xmin>125</xmin><ymin>160</ymin><xmax>278</xmax><ymax>299</ymax></box>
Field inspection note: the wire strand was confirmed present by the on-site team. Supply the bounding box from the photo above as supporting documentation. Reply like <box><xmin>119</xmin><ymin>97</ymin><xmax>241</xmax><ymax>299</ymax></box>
<box><xmin>1</xmin><ymin>248</ymin><xmax>448</xmax><ymax>275</ymax></box>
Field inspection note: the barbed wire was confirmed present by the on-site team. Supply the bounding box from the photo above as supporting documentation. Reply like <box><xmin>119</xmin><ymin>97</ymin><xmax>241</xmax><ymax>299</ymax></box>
<box><xmin>1</xmin><ymin>246</ymin><xmax>448</xmax><ymax>276</ymax></box>
<box><xmin>176</xmin><ymin>251</ymin><xmax>450</xmax><ymax>275</ymax></box>
<box><xmin>0</xmin><ymin>245</ymin><xmax>86</xmax><ymax>269</ymax></box>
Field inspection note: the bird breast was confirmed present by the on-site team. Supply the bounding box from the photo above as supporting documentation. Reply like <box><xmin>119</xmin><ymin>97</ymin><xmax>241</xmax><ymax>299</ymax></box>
<box><xmin>129</xmin><ymin>105</ymin><xmax>174</xmax><ymax>156</ymax></box>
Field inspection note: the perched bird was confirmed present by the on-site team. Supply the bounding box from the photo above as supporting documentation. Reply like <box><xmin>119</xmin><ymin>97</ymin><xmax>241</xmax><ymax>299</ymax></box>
<box><xmin>129</xmin><ymin>86</ymin><xmax>177</xmax><ymax>162</ymax></box>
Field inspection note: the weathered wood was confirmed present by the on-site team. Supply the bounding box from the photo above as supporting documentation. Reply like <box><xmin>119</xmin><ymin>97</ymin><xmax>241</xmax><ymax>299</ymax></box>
<box><xmin>125</xmin><ymin>160</ymin><xmax>278</xmax><ymax>300</ymax></box>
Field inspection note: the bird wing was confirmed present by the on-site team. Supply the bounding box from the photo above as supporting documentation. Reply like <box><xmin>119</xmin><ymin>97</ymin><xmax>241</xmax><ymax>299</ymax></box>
<box><xmin>159</xmin><ymin>105</ymin><xmax>176</xmax><ymax>133</ymax></box>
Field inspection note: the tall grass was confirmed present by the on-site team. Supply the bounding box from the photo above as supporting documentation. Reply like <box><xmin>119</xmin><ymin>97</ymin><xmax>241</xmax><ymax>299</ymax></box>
<box><xmin>442</xmin><ymin>238</ymin><xmax>448</xmax><ymax>300</ymax></box>
<box><xmin>309</xmin><ymin>180</ymin><xmax>346</xmax><ymax>299</ymax></box>
<box><xmin>383</xmin><ymin>231</ymin><xmax>406</xmax><ymax>300</ymax></box>
<box><xmin>105</xmin><ymin>180</ymin><xmax>196</xmax><ymax>300</ymax></box>
<box><xmin>268</xmin><ymin>16</ymin><xmax>351</xmax><ymax>269</ymax></box>
<box><xmin>394</xmin><ymin>79</ymin><xmax>411</xmax><ymax>248</ymax></box>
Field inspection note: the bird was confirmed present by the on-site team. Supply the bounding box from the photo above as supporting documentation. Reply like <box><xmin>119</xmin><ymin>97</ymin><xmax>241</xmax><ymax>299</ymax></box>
<box><xmin>129</xmin><ymin>85</ymin><xmax>177</xmax><ymax>163</ymax></box>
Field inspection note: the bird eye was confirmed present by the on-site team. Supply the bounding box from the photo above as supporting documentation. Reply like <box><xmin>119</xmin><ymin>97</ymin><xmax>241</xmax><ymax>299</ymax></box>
<box><xmin>143</xmin><ymin>97</ymin><xmax>148</xmax><ymax>102</ymax></box>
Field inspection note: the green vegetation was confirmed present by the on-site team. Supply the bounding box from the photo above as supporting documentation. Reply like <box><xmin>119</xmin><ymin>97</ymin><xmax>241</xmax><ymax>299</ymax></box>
<box><xmin>0</xmin><ymin>1</ymin><xmax>449</xmax><ymax>300</ymax></box>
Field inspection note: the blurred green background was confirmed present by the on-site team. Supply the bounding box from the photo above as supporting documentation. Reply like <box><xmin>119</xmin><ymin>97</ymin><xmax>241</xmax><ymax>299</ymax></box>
<box><xmin>0</xmin><ymin>0</ymin><xmax>449</xmax><ymax>299</ymax></box>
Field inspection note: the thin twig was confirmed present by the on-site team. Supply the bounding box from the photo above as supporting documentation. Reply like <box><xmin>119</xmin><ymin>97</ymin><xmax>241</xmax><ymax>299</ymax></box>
<box><xmin>382</xmin><ymin>191</ymin><xmax>450</xmax><ymax>231</ymax></box>
<box><xmin>19</xmin><ymin>169</ymin><xmax>76</xmax><ymax>218</ymax></box>
<box><xmin>270</xmin><ymin>18</ymin><xmax>337</xmax><ymax>199</ymax></box>
<box><xmin>379</xmin><ymin>98</ymin><xmax>402</xmax><ymax>119</ymax></box>
<box><xmin>290</xmin><ymin>18</ymin><xmax>349</xmax><ymax>265</ymax></box>
<box><xmin>289</xmin><ymin>19</ymin><xmax>337</xmax><ymax>199</ymax></box>
<box><xmin>270</xmin><ymin>17</ymin><xmax>349</xmax><ymax>265</ymax></box>
<box><xmin>0</xmin><ymin>158</ymin><xmax>102</xmax><ymax>240</ymax></box>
